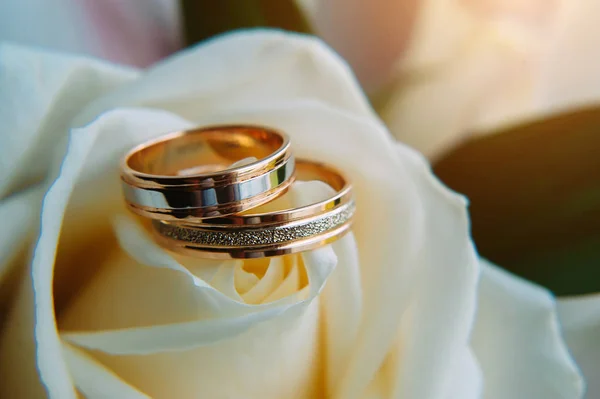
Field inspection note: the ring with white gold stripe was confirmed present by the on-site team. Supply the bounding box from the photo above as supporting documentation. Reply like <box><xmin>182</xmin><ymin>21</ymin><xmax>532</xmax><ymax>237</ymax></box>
<box><xmin>120</xmin><ymin>125</ymin><xmax>295</xmax><ymax>221</ymax></box>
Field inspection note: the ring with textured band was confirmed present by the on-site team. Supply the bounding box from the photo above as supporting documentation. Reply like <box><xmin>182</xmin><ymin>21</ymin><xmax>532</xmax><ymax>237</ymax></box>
<box><xmin>151</xmin><ymin>160</ymin><xmax>355</xmax><ymax>259</ymax></box>
<box><xmin>120</xmin><ymin>125</ymin><xmax>295</xmax><ymax>220</ymax></box>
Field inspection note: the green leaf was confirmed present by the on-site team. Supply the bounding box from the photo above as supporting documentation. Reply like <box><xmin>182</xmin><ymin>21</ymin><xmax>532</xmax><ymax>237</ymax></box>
<box><xmin>434</xmin><ymin>106</ymin><xmax>600</xmax><ymax>296</ymax></box>
<box><xmin>181</xmin><ymin>0</ymin><xmax>312</xmax><ymax>46</ymax></box>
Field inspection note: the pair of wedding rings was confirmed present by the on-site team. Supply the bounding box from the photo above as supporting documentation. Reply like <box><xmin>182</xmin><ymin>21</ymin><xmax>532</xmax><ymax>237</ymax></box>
<box><xmin>120</xmin><ymin>125</ymin><xmax>355</xmax><ymax>259</ymax></box>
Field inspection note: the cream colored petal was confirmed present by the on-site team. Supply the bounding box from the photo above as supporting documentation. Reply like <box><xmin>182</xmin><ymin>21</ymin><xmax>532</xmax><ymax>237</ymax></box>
<box><xmin>558</xmin><ymin>294</ymin><xmax>600</xmax><ymax>399</ymax></box>
<box><xmin>74</xmin><ymin>31</ymin><xmax>376</xmax><ymax>128</ymax></box>
<box><xmin>241</xmin><ymin>257</ymin><xmax>286</xmax><ymax>304</ymax></box>
<box><xmin>537</xmin><ymin>1</ymin><xmax>600</xmax><ymax>114</ymax></box>
<box><xmin>209</xmin><ymin>261</ymin><xmax>245</xmax><ymax>301</ymax></box>
<box><xmin>379</xmin><ymin>0</ymin><xmax>558</xmax><ymax>160</ymax></box>
<box><xmin>80</xmin><ymin>300</ymin><xmax>323</xmax><ymax>399</ymax></box>
<box><xmin>472</xmin><ymin>260</ymin><xmax>584</xmax><ymax>399</ymax></box>
<box><xmin>0</xmin><ymin>109</ymin><xmax>193</xmax><ymax>398</ymax></box>
<box><xmin>384</xmin><ymin>145</ymin><xmax>480</xmax><ymax>399</ymax></box>
<box><xmin>0</xmin><ymin>43</ymin><xmax>136</xmax><ymax>198</ymax></box>
<box><xmin>289</xmin><ymin>170</ymin><xmax>364</xmax><ymax>395</ymax></box>
<box><xmin>0</xmin><ymin>186</ymin><xmax>44</xmax><ymax>322</ymax></box>
<box><xmin>381</xmin><ymin>36</ymin><xmax>537</xmax><ymax>160</ymax></box>
<box><xmin>443</xmin><ymin>348</ymin><xmax>482</xmax><ymax>399</ymax></box>
<box><xmin>62</xmin><ymin>342</ymin><xmax>150</xmax><ymax>399</ymax></box>
<box><xmin>263</xmin><ymin>258</ymin><xmax>302</xmax><ymax>303</ymax></box>
<box><xmin>319</xmin><ymin>234</ymin><xmax>362</xmax><ymax>396</ymax></box>
<box><xmin>234</xmin><ymin>264</ymin><xmax>261</xmax><ymax>294</ymax></box>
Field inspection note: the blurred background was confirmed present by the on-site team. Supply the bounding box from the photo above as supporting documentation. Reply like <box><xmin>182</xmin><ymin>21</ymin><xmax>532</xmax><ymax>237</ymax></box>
<box><xmin>1</xmin><ymin>0</ymin><xmax>599</xmax><ymax>295</ymax></box>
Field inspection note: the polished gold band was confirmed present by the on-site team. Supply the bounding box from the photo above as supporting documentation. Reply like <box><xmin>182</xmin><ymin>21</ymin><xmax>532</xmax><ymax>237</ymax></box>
<box><xmin>151</xmin><ymin>160</ymin><xmax>354</xmax><ymax>259</ymax></box>
<box><xmin>120</xmin><ymin>125</ymin><xmax>295</xmax><ymax>220</ymax></box>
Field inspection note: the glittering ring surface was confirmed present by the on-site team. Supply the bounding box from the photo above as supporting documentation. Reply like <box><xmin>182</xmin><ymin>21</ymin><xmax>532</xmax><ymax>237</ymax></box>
<box><xmin>151</xmin><ymin>159</ymin><xmax>355</xmax><ymax>259</ymax></box>
<box><xmin>155</xmin><ymin>201</ymin><xmax>354</xmax><ymax>246</ymax></box>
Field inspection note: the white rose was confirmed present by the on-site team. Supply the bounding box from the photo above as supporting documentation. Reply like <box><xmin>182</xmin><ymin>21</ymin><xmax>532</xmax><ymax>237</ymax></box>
<box><xmin>304</xmin><ymin>0</ymin><xmax>600</xmax><ymax>160</ymax></box>
<box><xmin>0</xmin><ymin>31</ymin><xmax>584</xmax><ymax>398</ymax></box>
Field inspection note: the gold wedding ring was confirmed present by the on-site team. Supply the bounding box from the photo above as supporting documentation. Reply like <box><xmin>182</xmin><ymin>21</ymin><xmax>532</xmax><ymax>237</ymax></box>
<box><xmin>151</xmin><ymin>160</ymin><xmax>354</xmax><ymax>259</ymax></box>
<box><xmin>121</xmin><ymin>125</ymin><xmax>295</xmax><ymax>220</ymax></box>
<box><xmin>120</xmin><ymin>125</ymin><xmax>355</xmax><ymax>258</ymax></box>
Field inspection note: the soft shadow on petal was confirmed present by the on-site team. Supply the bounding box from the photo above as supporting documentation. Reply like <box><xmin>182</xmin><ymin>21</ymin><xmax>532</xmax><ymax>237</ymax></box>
<box><xmin>0</xmin><ymin>266</ymin><xmax>50</xmax><ymax>398</ymax></box>
<box><xmin>74</xmin><ymin>30</ymin><xmax>376</xmax><ymax>128</ymax></box>
<box><xmin>320</xmin><ymin>234</ymin><xmax>362</xmax><ymax>395</ymax></box>
<box><xmin>0</xmin><ymin>43</ymin><xmax>137</xmax><ymax>198</ymax></box>
<box><xmin>443</xmin><ymin>348</ymin><xmax>482</xmax><ymax>399</ymax></box>
<box><xmin>0</xmin><ymin>187</ymin><xmax>43</xmax><ymax>323</ymax></box>
<box><xmin>472</xmin><ymin>260</ymin><xmax>584</xmax><ymax>399</ymax></box>
<box><xmin>385</xmin><ymin>145</ymin><xmax>480</xmax><ymax>399</ymax></box>
<box><xmin>558</xmin><ymin>294</ymin><xmax>600</xmax><ymax>399</ymax></box>
<box><xmin>79</xmin><ymin>300</ymin><xmax>323</xmax><ymax>399</ymax></box>
<box><xmin>62</xmin><ymin>342</ymin><xmax>150</xmax><ymax>398</ymax></box>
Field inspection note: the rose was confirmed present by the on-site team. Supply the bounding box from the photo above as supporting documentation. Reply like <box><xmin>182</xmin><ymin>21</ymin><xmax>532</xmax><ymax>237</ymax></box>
<box><xmin>305</xmin><ymin>0</ymin><xmax>600</xmax><ymax>160</ymax></box>
<box><xmin>0</xmin><ymin>31</ymin><xmax>583</xmax><ymax>398</ymax></box>
<box><xmin>305</xmin><ymin>0</ymin><xmax>559</xmax><ymax>158</ymax></box>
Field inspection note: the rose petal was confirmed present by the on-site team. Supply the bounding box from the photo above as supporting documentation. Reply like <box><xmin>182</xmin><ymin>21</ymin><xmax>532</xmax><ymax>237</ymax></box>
<box><xmin>378</xmin><ymin>0</ymin><xmax>557</xmax><ymax>160</ymax></box>
<box><xmin>62</xmin><ymin>342</ymin><xmax>150</xmax><ymax>398</ymax></box>
<box><xmin>78</xmin><ymin>301</ymin><xmax>323</xmax><ymax>399</ymax></box>
<box><xmin>443</xmin><ymin>348</ymin><xmax>482</xmax><ymax>399</ymax></box>
<box><xmin>0</xmin><ymin>269</ymin><xmax>54</xmax><ymax>398</ymax></box>
<box><xmin>319</xmin><ymin>234</ymin><xmax>362</xmax><ymax>395</ymax></box>
<box><xmin>209</xmin><ymin>261</ymin><xmax>245</xmax><ymax>301</ymax></box>
<box><xmin>74</xmin><ymin>30</ymin><xmax>376</xmax><ymax>128</ymax></box>
<box><xmin>471</xmin><ymin>260</ymin><xmax>584</xmax><ymax>399</ymax></box>
<box><xmin>241</xmin><ymin>257</ymin><xmax>286</xmax><ymax>304</ymax></box>
<box><xmin>558</xmin><ymin>294</ymin><xmax>600</xmax><ymax>399</ymax></box>
<box><xmin>303</xmin><ymin>0</ymin><xmax>421</xmax><ymax>91</ymax></box>
<box><xmin>234</xmin><ymin>264</ymin><xmax>261</xmax><ymax>294</ymax></box>
<box><xmin>537</xmin><ymin>1</ymin><xmax>600</xmax><ymax>114</ymax></box>
<box><xmin>0</xmin><ymin>186</ymin><xmax>43</xmax><ymax>319</ymax></box>
<box><xmin>382</xmin><ymin>145</ymin><xmax>480</xmax><ymax>399</ymax></box>
<box><xmin>263</xmin><ymin>258</ymin><xmax>303</xmax><ymax>303</ymax></box>
<box><xmin>0</xmin><ymin>43</ymin><xmax>136</xmax><ymax>198</ymax></box>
